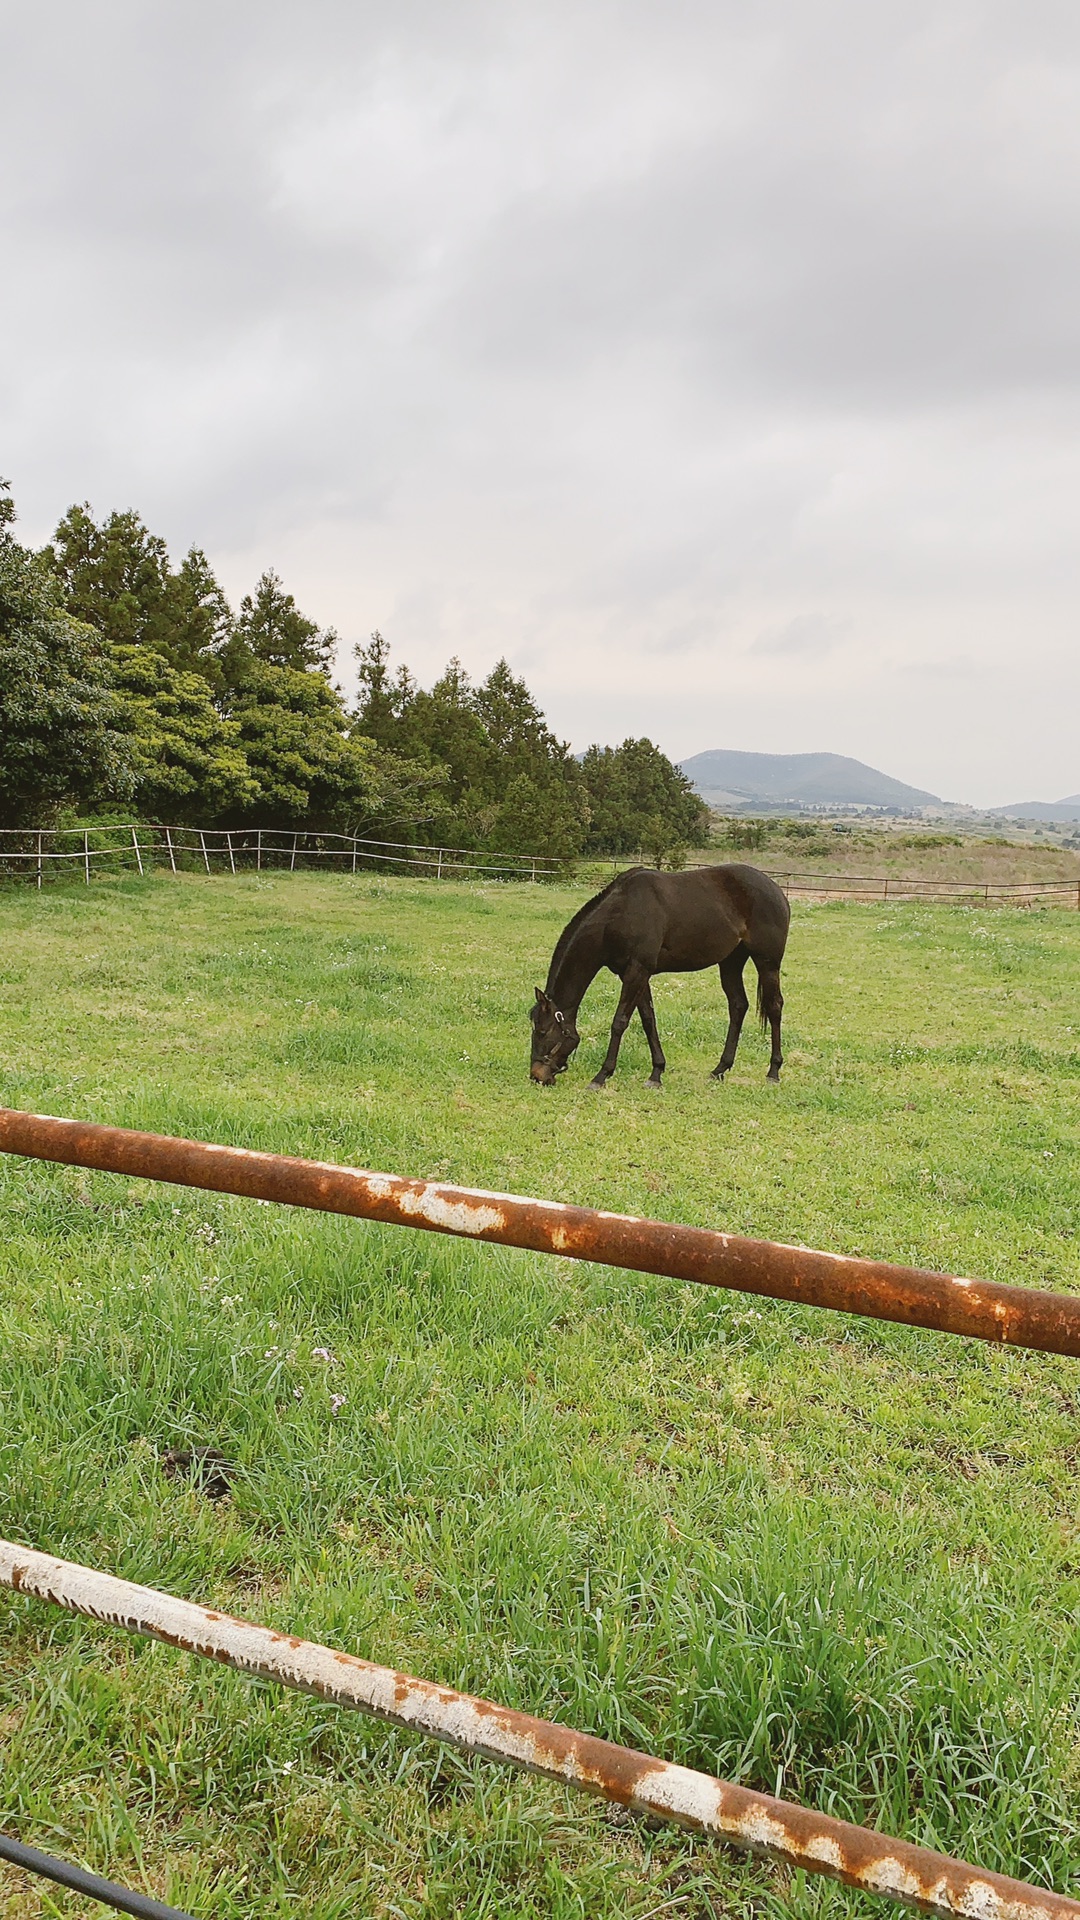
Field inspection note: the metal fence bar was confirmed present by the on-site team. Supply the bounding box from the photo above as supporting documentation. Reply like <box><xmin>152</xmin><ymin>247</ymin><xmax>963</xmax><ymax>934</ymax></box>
<box><xmin>762</xmin><ymin>869</ymin><xmax>1079</xmax><ymax>901</ymax></box>
<box><xmin>2</xmin><ymin>1108</ymin><xmax>1079</xmax><ymax>1355</ymax></box>
<box><xmin>1</xmin><ymin>1542</ymin><xmax>1074</xmax><ymax>1920</ymax></box>
<box><xmin>0</xmin><ymin>1831</ymin><xmax>196</xmax><ymax>1920</ymax></box>
<box><xmin>0</xmin><ymin>828</ymin><xmax>1072</xmax><ymax>898</ymax></box>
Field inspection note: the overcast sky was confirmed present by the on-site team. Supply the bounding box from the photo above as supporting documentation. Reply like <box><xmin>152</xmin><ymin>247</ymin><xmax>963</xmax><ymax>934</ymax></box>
<box><xmin>4</xmin><ymin>1</ymin><xmax>1080</xmax><ymax>805</ymax></box>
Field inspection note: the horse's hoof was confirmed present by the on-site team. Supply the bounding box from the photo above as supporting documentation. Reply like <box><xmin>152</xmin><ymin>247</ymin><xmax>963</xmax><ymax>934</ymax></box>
<box><xmin>588</xmin><ymin>1075</ymin><xmax>610</xmax><ymax>1090</ymax></box>
<box><xmin>645</xmin><ymin>1077</ymin><xmax>663</xmax><ymax>1090</ymax></box>
<box><xmin>766</xmin><ymin>1070</ymin><xmax>781</xmax><ymax>1083</ymax></box>
<box><xmin>711</xmin><ymin>1068</ymin><xmax>727</xmax><ymax>1082</ymax></box>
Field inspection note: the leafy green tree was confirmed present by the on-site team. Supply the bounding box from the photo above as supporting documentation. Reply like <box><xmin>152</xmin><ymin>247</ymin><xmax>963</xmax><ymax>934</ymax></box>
<box><xmin>217</xmin><ymin>659</ymin><xmax>432</xmax><ymax>833</ymax></box>
<box><xmin>168</xmin><ymin>547</ymin><xmax>233</xmax><ymax>679</ymax></box>
<box><xmin>473</xmin><ymin>659</ymin><xmax>564</xmax><ymax>784</ymax></box>
<box><xmin>229</xmin><ymin>570</ymin><xmax>336</xmax><ymax>675</ymax></box>
<box><xmin>220</xmin><ymin>661</ymin><xmax>369</xmax><ymax>825</ymax></box>
<box><xmin>353</xmin><ymin>641</ymin><xmax>591</xmax><ymax>853</ymax></box>
<box><xmin>580</xmin><ymin>738</ymin><xmax>708</xmax><ymax>862</ymax></box>
<box><xmin>353</xmin><ymin>630</ymin><xmax>418</xmax><ymax>748</ymax></box>
<box><xmin>0</xmin><ymin>482</ymin><xmax>131</xmax><ymax>825</ymax></box>
<box><xmin>111</xmin><ymin>645</ymin><xmax>255</xmax><ymax>821</ymax></box>
<box><xmin>487</xmin><ymin>771</ymin><xmax>588</xmax><ymax>864</ymax></box>
<box><xmin>45</xmin><ymin>504</ymin><xmax>231</xmax><ymax>680</ymax></box>
<box><xmin>470</xmin><ymin>660</ymin><xmax>588</xmax><ymax>854</ymax></box>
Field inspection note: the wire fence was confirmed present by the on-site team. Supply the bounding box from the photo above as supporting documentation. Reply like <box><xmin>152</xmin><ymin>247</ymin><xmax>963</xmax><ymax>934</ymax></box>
<box><xmin>0</xmin><ymin>827</ymin><xmax>1077</xmax><ymax>905</ymax></box>
<box><xmin>0</xmin><ymin>824</ymin><xmax>562</xmax><ymax>885</ymax></box>
<box><xmin>763</xmin><ymin>869</ymin><xmax>1080</xmax><ymax>907</ymax></box>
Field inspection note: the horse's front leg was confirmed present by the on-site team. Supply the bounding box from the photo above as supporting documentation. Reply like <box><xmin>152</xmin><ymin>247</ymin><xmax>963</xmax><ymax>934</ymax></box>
<box><xmin>590</xmin><ymin>966</ymin><xmax>650</xmax><ymax>1088</ymax></box>
<box><xmin>637</xmin><ymin>985</ymin><xmax>666</xmax><ymax>1088</ymax></box>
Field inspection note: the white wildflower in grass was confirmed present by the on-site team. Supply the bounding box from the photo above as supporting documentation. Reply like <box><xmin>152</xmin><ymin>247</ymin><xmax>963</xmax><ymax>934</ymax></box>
<box><xmin>330</xmin><ymin>1394</ymin><xmax>347</xmax><ymax>1416</ymax></box>
<box><xmin>311</xmin><ymin>1346</ymin><xmax>335</xmax><ymax>1363</ymax></box>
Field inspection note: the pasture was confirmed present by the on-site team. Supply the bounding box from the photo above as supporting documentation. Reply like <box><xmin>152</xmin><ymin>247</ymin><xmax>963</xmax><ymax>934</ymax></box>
<box><xmin>1</xmin><ymin>871</ymin><xmax>1079</xmax><ymax>1919</ymax></box>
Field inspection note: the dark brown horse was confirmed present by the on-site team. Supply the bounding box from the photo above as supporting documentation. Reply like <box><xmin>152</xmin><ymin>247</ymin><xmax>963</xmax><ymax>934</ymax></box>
<box><xmin>530</xmin><ymin>864</ymin><xmax>789</xmax><ymax>1088</ymax></box>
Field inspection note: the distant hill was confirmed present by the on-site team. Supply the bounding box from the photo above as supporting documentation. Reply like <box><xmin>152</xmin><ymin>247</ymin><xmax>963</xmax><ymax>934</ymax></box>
<box><xmin>678</xmin><ymin>749</ymin><xmax>942</xmax><ymax>810</ymax></box>
<box><xmin>992</xmin><ymin>795</ymin><xmax>1080</xmax><ymax>822</ymax></box>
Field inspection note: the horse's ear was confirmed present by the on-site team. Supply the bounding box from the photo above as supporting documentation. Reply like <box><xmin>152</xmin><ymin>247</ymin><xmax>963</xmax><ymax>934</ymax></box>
<box><xmin>535</xmin><ymin>986</ymin><xmax>550</xmax><ymax>1008</ymax></box>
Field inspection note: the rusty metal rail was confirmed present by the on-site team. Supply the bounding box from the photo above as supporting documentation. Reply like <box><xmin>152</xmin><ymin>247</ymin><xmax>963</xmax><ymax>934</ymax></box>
<box><xmin>2</xmin><ymin>1107</ymin><xmax>1080</xmax><ymax>1355</ymax></box>
<box><xmin>2</xmin><ymin>1541</ymin><xmax>1076</xmax><ymax>1920</ymax></box>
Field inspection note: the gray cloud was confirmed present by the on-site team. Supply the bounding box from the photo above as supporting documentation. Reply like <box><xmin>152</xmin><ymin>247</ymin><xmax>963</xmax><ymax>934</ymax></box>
<box><xmin>752</xmin><ymin>614</ymin><xmax>849</xmax><ymax>659</ymax></box>
<box><xmin>4</xmin><ymin>1</ymin><xmax>1080</xmax><ymax>803</ymax></box>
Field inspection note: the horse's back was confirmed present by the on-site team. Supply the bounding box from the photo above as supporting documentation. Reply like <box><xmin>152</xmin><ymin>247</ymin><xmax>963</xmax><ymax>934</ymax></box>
<box><xmin>598</xmin><ymin>863</ymin><xmax>788</xmax><ymax>971</ymax></box>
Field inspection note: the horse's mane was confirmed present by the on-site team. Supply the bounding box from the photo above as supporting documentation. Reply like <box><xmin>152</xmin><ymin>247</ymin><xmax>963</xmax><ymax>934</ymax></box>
<box><xmin>547</xmin><ymin>871</ymin><xmax>638</xmax><ymax>986</ymax></box>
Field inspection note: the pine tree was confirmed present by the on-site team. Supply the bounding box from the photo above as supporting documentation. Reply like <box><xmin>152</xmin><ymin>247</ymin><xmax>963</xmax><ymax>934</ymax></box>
<box><xmin>44</xmin><ymin>505</ymin><xmax>230</xmax><ymax>679</ymax></box>
<box><xmin>230</xmin><ymin>570</ymin><xmax>336</xmax><ymax>675</ymax></box>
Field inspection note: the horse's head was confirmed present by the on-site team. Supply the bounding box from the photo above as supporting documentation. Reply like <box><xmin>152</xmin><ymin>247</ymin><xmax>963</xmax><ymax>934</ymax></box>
<box><xmin>529</xmin><ymin>987</ymin><xmax>580</xmax><ymax>1084</ymax></box>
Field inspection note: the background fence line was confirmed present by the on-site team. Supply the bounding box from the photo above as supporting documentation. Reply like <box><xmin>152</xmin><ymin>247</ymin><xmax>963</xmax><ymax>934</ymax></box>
<box><xmin>0</xmin><ymin>826</ymin><xmax>1077</xmax><ymax>904</ymax></box>
<box><xmin>764</xmin><ymin>868</ymin><xmax>1080</xmax><ymax>906</ymax></box>
<box><xmin>0</xmin><ymin>824</ymin><xmax>560</xmax><ymax>885</ymax></box>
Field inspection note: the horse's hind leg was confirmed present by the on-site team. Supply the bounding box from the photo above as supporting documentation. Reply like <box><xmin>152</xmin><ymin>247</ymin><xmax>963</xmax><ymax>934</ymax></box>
<box><xmin>591</xmin><ymin>964</ymin><xmax>650</xmax><ymax>1088</ymax></box>
<box><xmin>711</xmin><ymin>945</ymin><xmax>749</xmax><ymax>1079</ymax></box>
<box><xmin>754</xmin><ymin>961</ymin><xmax>784</xmax><ymax>1082</ymax></box>
<box><xmin>637</xmin><ymin>985</ymin><xmax>666</xmax><ymax>1088</ymax></box>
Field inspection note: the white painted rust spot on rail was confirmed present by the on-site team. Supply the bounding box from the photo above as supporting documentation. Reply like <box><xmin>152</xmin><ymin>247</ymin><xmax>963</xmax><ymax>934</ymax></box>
<box><xmin>392</xmin><ymin>1186</ymin><xmax>507</xmax><ymax>1236</ymax></box>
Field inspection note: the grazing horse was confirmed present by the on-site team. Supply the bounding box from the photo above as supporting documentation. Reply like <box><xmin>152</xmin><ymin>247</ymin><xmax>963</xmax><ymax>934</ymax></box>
<box><xmin>529</xmin><ymin>864</ymin><xmax>789</xmax><ymax>1088</ymax></box>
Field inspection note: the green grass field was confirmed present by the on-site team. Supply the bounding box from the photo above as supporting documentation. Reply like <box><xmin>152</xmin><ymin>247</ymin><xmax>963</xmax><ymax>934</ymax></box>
<box><xmin>1</xmin><ymin>871</ymin><xmax>1079</xmax><ymax>1919</ymax></box>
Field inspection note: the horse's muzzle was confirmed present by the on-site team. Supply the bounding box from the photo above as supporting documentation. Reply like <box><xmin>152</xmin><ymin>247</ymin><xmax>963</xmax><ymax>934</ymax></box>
<box><xmin>530</xmin><ymin>1063</ymin><xmax>556</xmax><ymax>1085</ymax></box>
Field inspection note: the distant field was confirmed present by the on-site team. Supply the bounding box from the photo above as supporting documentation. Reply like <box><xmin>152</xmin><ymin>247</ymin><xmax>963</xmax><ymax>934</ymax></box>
<box><xmin>1</xmin><ymin>871</ymin><xmax>1079</xmax><ymax>1918</ymax></box>
<box><xmin>703</xmin><ymin>828</ymin><xmax>1080</xmax><ymax>891</ymax></box>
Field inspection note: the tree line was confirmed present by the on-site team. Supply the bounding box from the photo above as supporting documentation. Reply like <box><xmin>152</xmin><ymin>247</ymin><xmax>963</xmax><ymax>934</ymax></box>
<box><xmin>0</xmin><ymin>480</ymin><xmax>708</xmax><ymax>863</ymax></box>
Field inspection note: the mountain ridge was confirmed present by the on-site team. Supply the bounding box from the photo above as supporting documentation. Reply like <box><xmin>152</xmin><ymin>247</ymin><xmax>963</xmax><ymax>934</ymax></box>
<box><xmin>679</xmin><ymin>748</ymin><xmax>942</xmax><ymax>809</ymax></box>
<box><xmin>992</xmin><ymin>794</ymin><xmax>1080</xmax><ymax>822</ymax></box>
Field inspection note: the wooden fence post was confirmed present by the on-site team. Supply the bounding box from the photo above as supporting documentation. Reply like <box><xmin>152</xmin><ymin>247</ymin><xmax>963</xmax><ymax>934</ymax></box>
<box><xmin>131</xmin><ymin>826</ymin><xmax>144</xmax><ymax>876</ymax></box>
<box><xmin>36</xmin><ymin>832</ymin><xmax>43</xmax><ymax>891</ymax></box>
<box><xmin>199</xmin><ymin>831</ymin><xmax>211</xmax><ymax>874</ymax></box>
<box><xmin>164</xmin><ymin>827</ymin><xmax>176</xmax><ymax>874</ymax></box>
<box><xmin>290</xmin><ymin>833</ymin><xmax>298</xmax><ymax>872</ymax></box>
<box><xmin>84</xmin><ymin>831</ymin><xmax>90</xmax><ymax>886</ymax></box>
<box><xmin>226</xmin><ymin>831</ymin><xmax>236</xmax><ymax>875</ymax></box>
